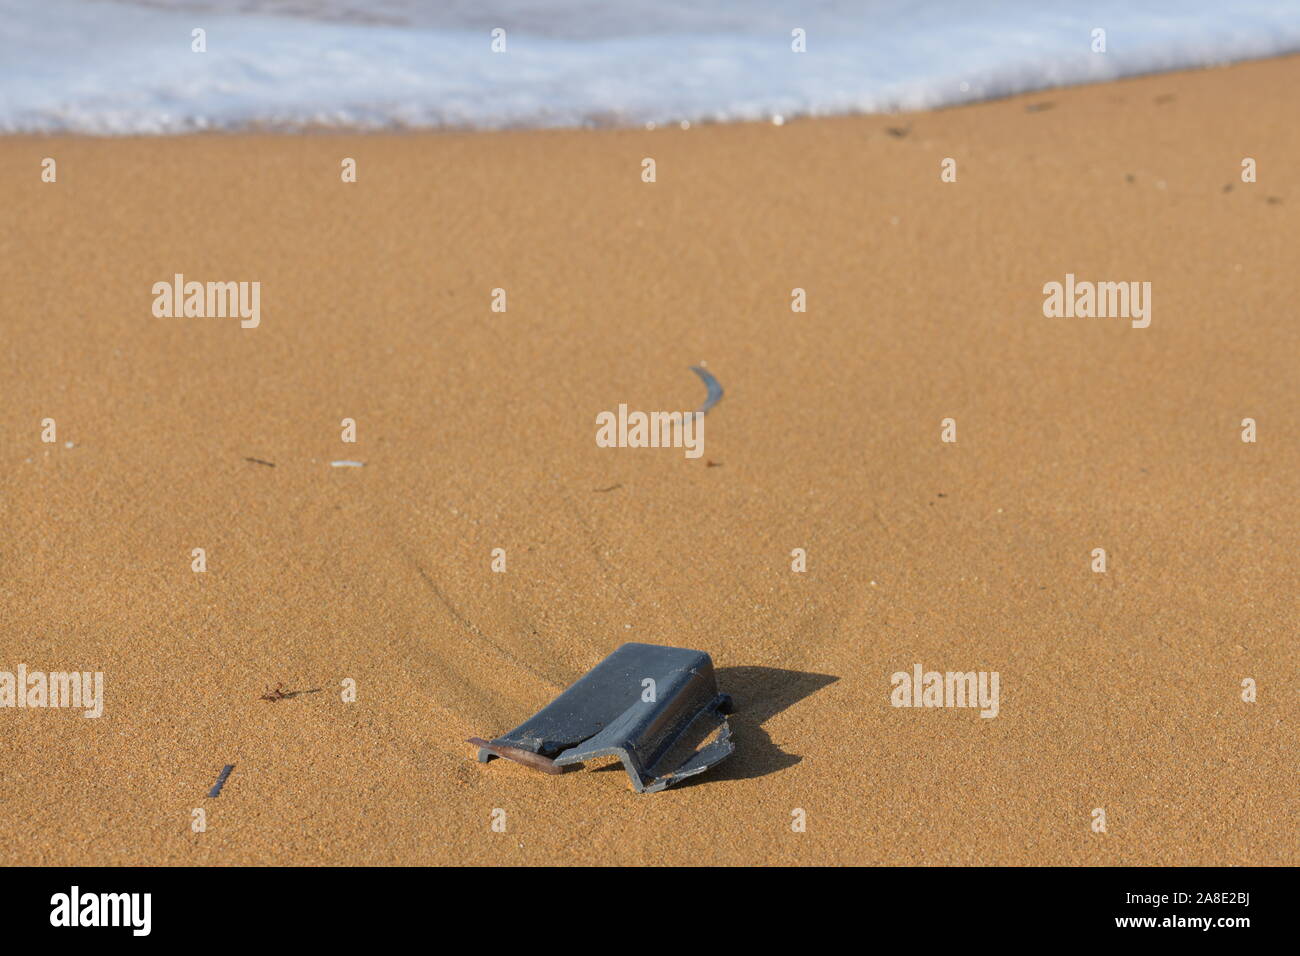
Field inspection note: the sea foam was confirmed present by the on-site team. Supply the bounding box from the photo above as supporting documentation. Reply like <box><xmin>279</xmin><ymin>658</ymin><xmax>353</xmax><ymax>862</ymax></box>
<box><xmin>3</xmin><ymin>0</ymin><xmax>1299</xmax><ymax>134</ymax></box>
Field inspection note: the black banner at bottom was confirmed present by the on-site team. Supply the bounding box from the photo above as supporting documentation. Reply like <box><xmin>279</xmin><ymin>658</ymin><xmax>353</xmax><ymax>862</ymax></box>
<box><xmin>0</xmin><ymin>865</ymin><xmax>1282</xmax><ymax>942</ymax></box>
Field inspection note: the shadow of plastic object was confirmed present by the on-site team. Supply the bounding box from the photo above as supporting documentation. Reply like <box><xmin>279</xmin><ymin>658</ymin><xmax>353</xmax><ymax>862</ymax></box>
<box><xmin>670</xmin><ymin>665</ymin><xmax>839</xmax><ymax>788</ymax></box>
<box><xmin>468</xmin><ymin>643</ymin><xmax>734</xmax><ymax>793</ymax></box>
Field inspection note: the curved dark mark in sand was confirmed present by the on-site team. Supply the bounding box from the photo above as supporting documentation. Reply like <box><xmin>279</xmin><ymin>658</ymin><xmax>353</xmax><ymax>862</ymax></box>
<box><xmin>690</xmin><ymin>365</ymin><xmax>723</xmax><ymax>415</ymax></box>
<box><xmin>558</xmin><ymin>489</ymin><xmax>642</xmax><ymax>620</ymax></box>
<box><xmin>594</xmin><ymin>483</ymin><xmax>622</xmax><ymax>493</ymax></box>
<box><xmin>408</xmin><ymin>557</ymin><xmax>559</xmax><ymax>687</ymax></box>
<box><xmin>243</xmin><ymin>456</ymin><xmax>275</xmax><ymax>467</ymax></box>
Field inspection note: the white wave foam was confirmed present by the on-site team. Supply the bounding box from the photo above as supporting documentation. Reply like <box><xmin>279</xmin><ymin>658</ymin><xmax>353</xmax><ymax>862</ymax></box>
<box><xmin>3</xmin><ymin>0</ymin><xmax>1299</xmax><ymax>134</ymax></box>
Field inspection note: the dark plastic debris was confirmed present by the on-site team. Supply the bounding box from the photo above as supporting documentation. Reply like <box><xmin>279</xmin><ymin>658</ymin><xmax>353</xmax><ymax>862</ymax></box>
<box><xmin>689</xmin><ymin>365</ymin><xmax>724</xmax><ymax>415</ymax></box>
<box><xmin>468</xmin><ymin>643</ymin><xmax>734</xmax><ymax>793</ymax></box>
<box><xmin>207</xmin><ymin>764</ymin><xmax>235</xmax><ymax>798</ymax></box>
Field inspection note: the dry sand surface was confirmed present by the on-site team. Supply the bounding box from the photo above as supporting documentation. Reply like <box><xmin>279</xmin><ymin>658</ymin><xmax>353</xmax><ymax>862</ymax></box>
<box><xmin>1</xmin><ymin>55</ymin><xmax>1297</xmax><ymax>866</ymax></box>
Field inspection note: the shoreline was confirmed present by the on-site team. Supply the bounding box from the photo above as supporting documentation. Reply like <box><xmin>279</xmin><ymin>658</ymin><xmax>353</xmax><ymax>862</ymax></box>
<box><xmin>3</xmin><ymin>52</ymin><xmax>1298</xmax><ymax>140</ymax></box>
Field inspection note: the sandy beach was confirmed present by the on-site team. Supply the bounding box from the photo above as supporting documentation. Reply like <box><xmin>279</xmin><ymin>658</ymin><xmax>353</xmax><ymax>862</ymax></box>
<box><xmin>1</xmin><ymin>54</ymin><xmax>1296</xmax><ymax>866</ymax></box>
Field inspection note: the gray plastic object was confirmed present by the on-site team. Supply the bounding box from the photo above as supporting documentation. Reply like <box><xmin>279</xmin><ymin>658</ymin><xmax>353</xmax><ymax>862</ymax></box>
<box><xmin>468</xmin><ymin>642</ymin><xmax>734</xmax><ymax>793</ymax></box>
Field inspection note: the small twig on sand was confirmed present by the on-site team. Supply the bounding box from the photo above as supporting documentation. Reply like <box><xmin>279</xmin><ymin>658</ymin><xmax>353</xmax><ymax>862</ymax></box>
<box><xmin>260</xmin><ymin>683</ymin><xmax>290</xmax><ymax>702</ymax></box>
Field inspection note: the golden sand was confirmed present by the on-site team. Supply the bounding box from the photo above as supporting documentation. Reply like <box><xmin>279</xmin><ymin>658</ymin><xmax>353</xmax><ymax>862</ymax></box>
<box><xmin>1</xmin><ymin>55</ymin><xmax>1296</xmax><ymax>865</ymax></box>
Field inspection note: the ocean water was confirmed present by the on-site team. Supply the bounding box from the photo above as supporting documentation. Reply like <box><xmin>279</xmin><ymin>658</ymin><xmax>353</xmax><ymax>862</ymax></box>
<box><xmin>3</xmin><ymin>0</ymin><xmax>1300</xmax><ymax>134</ymax></box>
